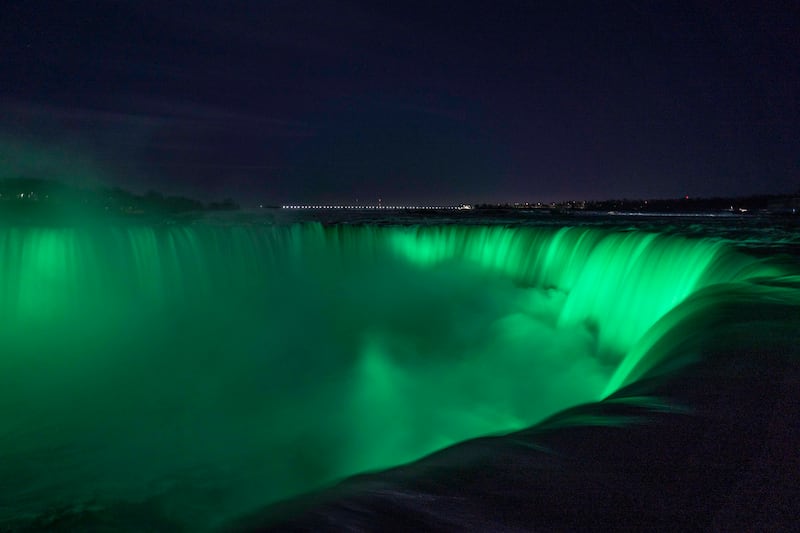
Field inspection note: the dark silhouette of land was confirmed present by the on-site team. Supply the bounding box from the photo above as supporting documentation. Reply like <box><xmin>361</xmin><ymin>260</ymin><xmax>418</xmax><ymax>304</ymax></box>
<box><xmin>476</xmin><ymin>192</ymin><xmax>799</xmax><ymax>215</ymax></box>
<box><xmin>2</xmin><ymin>178</ymin><xmax>798</xmax><ymax>220</ymax></box>
<box><xmin>0</xmin><ymin>178</ymin><xmax>239</xmax><ymax>222</ymax></box>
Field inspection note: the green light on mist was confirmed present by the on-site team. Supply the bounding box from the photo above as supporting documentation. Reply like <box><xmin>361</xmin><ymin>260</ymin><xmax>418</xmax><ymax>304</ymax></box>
<box><xmin>0</xmin><ymin>223</ymin><xmax>783</xmax><ymax>526</ymax></box>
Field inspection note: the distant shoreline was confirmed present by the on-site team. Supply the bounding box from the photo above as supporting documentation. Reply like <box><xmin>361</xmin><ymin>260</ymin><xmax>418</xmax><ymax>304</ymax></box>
<box><xmin>2</xmin><ymin>178</ymin><xmax>797</xmax><ymax>218</ymax></box>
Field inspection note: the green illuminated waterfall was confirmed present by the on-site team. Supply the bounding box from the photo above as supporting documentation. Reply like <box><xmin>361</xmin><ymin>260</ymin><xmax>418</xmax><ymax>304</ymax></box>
<box><xmin>0</xmin><ymin>222</ymin><xmax>791</xmax><ymax>528</ymax></box>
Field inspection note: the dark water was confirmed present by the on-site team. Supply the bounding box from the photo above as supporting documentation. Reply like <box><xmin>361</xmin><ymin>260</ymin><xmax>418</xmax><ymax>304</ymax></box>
<box><xmin>1</xmin><ymin>211</ymin><xmax>798</xmax><ymax>531</ymax></box>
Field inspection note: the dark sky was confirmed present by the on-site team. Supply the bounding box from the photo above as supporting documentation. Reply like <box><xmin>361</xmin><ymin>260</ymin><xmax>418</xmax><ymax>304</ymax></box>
<box><xmin>1</xmin><ymin>1</ymin><xmax>798</xmax><ymax>205</ymax></box>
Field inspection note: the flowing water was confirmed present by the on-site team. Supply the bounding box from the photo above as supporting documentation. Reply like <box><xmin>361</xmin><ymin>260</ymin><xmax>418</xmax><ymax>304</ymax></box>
<box><xmin>0</xmin><ymin>216</ymin><xmax>798</xmax><ymax>530</ymax></box>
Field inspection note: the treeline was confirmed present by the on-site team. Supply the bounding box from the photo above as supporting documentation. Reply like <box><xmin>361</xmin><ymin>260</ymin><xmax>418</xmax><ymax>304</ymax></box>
<box><xmin>582</xmin><ymin>194</ymin><xmax>795</xmax><ymax>213</ymax></box>
<box><xmin>0</xmin><ymin>178</ymin><xmax>239</xmax><ymax>216</ymax></box>
<box><xmin>474</xmin><ymin>193</ymin><xmax>799</xmax><ymax>214</ymax></box>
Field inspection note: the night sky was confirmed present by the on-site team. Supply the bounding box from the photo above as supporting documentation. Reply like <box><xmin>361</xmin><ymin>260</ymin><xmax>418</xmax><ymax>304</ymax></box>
<box><xmin>1</xmin><ymin>1</ymin><xmax>798</xmax><ymax>205</ymax></box>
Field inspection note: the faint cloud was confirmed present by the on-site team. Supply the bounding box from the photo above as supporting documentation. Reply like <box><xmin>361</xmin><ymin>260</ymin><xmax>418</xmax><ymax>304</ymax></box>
<box><xmin>1</xmin><ymin>98</ymin><xmax>316</xmax><ymax>138</ymax></box>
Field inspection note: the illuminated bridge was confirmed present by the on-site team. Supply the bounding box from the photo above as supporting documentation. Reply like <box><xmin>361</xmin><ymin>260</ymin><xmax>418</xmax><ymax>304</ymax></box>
<box><xmin>281</xmin><ymin>204</ymin><xmax>473</xmax><ymax>210</ymax></box>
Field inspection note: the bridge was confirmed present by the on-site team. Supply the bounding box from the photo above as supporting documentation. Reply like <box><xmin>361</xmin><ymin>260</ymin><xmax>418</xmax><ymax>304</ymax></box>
<box><xmin>281</xmin><ymin>204</ymin><xmax>473</xmax><ymax>210</ymax></box>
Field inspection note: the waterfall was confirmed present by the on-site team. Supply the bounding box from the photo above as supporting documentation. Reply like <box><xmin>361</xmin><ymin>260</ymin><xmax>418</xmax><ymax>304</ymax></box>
<box><xmin>0</xmin><ymin>222</ymin><xmax>794</xmax><ymax>529</ymax></box>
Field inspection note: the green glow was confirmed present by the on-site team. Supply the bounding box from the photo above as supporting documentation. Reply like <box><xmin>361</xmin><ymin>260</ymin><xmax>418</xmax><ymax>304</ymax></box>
<box><xmin>0</xmin><ymin>137</ymin><xmax>109</xmax><ymax>189</ymax></box>
<box><xmin>390</xmin><ymin>225</ymin><xmax>781</xmax><ymax>356</ymax></box>
<box><xmin>0</xmin><ymin>222</ymin><xmax>789</xmax><ymax>527</ymax></box>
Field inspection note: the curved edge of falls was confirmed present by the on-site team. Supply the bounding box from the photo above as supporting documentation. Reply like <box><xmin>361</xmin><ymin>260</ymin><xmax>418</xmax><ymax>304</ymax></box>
<box><xmin>224</xmin><ymin>272</ymin><xmax>800</xmax><ymax>532</ymax></box>
<box><xmin>1</xmin><ymin>222</ymin><xmax>798</xmax><ymax>531</ymax></box>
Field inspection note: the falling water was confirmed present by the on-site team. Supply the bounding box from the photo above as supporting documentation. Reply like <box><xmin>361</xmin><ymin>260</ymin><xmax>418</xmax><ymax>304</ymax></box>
<box><xmin>0</xmin><ymin>221</ymin><xmax>795</xmax><ymax>529</ymax></box>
